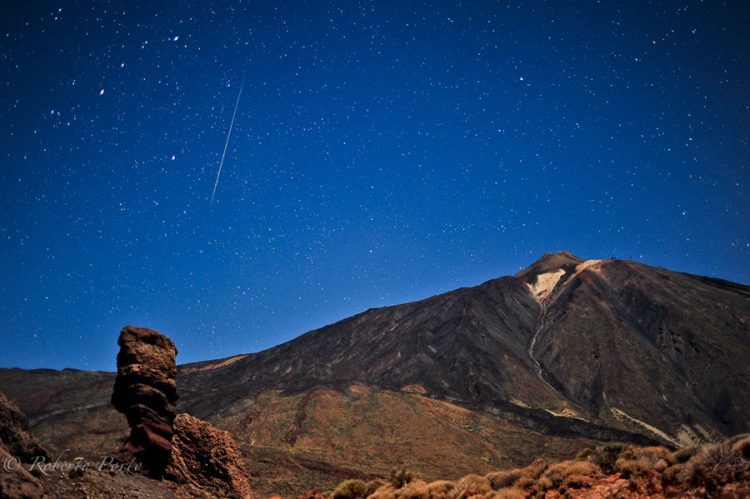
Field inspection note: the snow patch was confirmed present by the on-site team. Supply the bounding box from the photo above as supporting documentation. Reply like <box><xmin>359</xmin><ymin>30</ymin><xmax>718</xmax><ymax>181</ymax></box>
<box><xmin>526</xmin><ymin>269</ymin><xmax>565</xmax><ymax>302</ymax></box>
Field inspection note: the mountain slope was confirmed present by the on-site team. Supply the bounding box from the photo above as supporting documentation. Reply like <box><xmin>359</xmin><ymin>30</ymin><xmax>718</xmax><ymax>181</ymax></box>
<box><xmin>179</xmin><ymin>253</ymin><xmax>750</xmax><ymax>448</ymax></box>
<box><xmin>535</xmin><ymin>258</ymin><xmax>750</xmax><ymax>444</ymax></box>
<box><xmin>1</xmin><ymin>252</ymin><xmax>749</xmax><ymax>496</ymax></box>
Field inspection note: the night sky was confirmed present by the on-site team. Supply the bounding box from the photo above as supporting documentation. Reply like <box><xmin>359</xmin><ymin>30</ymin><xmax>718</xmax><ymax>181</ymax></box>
<box><xmin>1</xmin><ymin>1</ymin><xmax>748</xmax><ymax>371</ymax></box>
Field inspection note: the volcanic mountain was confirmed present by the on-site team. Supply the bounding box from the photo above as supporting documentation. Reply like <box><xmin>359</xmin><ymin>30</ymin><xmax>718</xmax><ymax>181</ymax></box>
<box><xmin>1</xmin><ymin>252</ymin><xmax>749</xmax><ymax>495</ymax></box>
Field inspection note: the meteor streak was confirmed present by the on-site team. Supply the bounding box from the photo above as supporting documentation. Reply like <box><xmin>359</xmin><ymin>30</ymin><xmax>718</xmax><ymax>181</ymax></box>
<box><xmin>210</xmin><ymin>78</ymin><xmax>244</xmax><ymax>204</ymax></box>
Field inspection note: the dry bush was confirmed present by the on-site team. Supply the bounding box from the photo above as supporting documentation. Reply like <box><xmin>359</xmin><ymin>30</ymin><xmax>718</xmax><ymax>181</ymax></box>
<box><xmin>366</xmin><ymin>480</ymin><xmax>387</xmax><ymax>496</ymax></box>
<box><xmin>730</xmin><ymin>435</ymin><xmax>750</xmax><ymax>460</ymax></box>
<box><xmin>456</xmin><ymin>474</ymin><xmax>490</xmax><ymax>491</ymax></box>
<box><xmin>613</xmin><ymin>445</ymin><xmax>672</xmax><ymax>478</ymax></box>
<box><xmin>368</xmin><ymin>484</ymin><xmax>398</xmax><ymax>499</ymax></box>
<box><xmin>535</xmin><ymin>476</ymin><xmax>552</xmax><ymax>491</ymax></box>
<box><xmin>678</xmin><ymin>440</ymin><xmax>750</xmax><ymax>492</ymax></box>
<box><xmin>520</xmin><ymin>459</ymin><xmax>547</xmax><ymax>480</ymax></box>
<box><xmin>365</xmin><ymin>478</ymin><xmax>388</xmax><ymax>497</ymax></box>
<box><xmin>485</xmin><ymin>458</ymin><xmax>546</xmax><ymax>491</ymax></box>
<box><xmin>662</xmin><ymin>462</ymin><xmax>686</xmax><ymax>484</ymax></box>
<box><xmin>452</xmin><ymin>474</ymin><xmax>492</xmax><ymax>498</ymax></box>
<box><xmin>575</xmin><ymin>448</ymin><xmax>594</xmax><ymax>461</ymax></box>
<box><xmin>589</xmin><ymin>442</ymin><xmax>627</xmax><ymax>473</ymax></box>
<box><xmin>486</xmin><ymin>470</ymin><xmax>523</xmax><ymax>490</ymax></box>
<box><xmin>390</xmin><ymin>469</ymin><xmax>416</xmax><ymax>489</ymax></box>
<box><xmin>332</xmin><ymin>479</ymin><xmax>368</xmax><ymax>499</ymax></box>
<box><xmin>561</xmin><ymin>473</ymin><xmax>595</xmax><ymax>490</ymax></box>
<box><xmin>654</xmin><ymin>458</ymin><xmax>670</xmax><ymax>472</ymax></box>
<box><xmin>454</xmin><ymin>487</ymin><xmax>489</xmax><ymax>499</ymax></box>
<box><xmin>397</xmin><ymin>479</ymin><xmax>430</xmax><ymax>499</ymax></box>
<box><xmin>614</xmin><ymin>457</ymin><xmax>651</xmax><ymax>478</ymax></box>
<box><xmin>669</xmin><ymin>446</ymin><xmax>697</xmax><ymax>464</ymax></box>
<box><xmin>540</xmin><ymin>460</ymin><xmax>600</xmax><ymax>489</ymax></box>
<box><xmin>492</xmin><ymin>488</ymin><xmax>526</xmax><ymax>499</ymax></box>
<box><xmin>618</xmin><ymin>445</ymin><xmax>671</xmax><ymax>462</ymax></box>
<box><xmin>426</xmin><ymin>480</ymin><xmax>455</xmax><ymax>496</ymax></box>
<box><xmin>368</xmin><ymin>479</ymin><xmax>449</xmax><ymax>499</ymax></box>
<box><xmin>513</xmin><ymin>476</ymin><xmax>540</xmax><ymax>494</ymax></box>
<box><xmin>297</xmin><ymin>492</ymin><xmax>327</xmax><ymax>499</ymax></box>
<box><xmin>725</xmin><ymin>433</ymin><xmax>750</xmax><ymax>446</ymax></box>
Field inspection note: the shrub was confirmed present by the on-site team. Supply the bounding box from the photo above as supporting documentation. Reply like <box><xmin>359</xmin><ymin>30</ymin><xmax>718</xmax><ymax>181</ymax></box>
<box><xmin>297</xmin><ymin>492</ymin><xmax>327</xmax><ymax>499</ymax></box>
<box><xmin>670</xmin><ymin>446</ymin><xmax>697</xmax><ymax>464</ymax></box>
<box><xmin>398</xmin><ymin>479</ymin><xmax>430</xmax><ymax>499</ymax></box>
<box><xmin>662</xmin><ymin>462</ymin><xmax>686</xmax><ymax>483</ymax></box>
<box><xmin>486</xmin><ymin>469</ymin><xmax>523</xmax><ymax>490</ymax></box>
<box><xmin>654</xmin><ymin>458</ymin><xmax>670</xmax><ymax>472</ymax></box>
<box><xmin>332</xmin><ymin>479</ymin><xmax>368</xmax><ymax>499</ymax></box>
<box><xmin>486</xmin><ymin>458</ymin><xmax>547</xmax><ymax>492</ymax></box>
<box><xmin>590</xmin><ymin>442</ymin><xmax>627</xmax><ymax>473</ymax></box>
<box><xmin>456</xmin><ymin>474</ymin><xmax>490</xmax><ymax>491</ymax></box>
<box><xmin>426</xmin><ymin>480</ymin><xmax>455</xmax><ymax>495</ymax></box>
<box><xmin>614</xmin><ymin>457</ymin><xmax>651</xmax><ymax>478</ymax></box>
<box><xmin>726</xmin><ymin>433</ymin><xmax>750</xmax><ymax>446</ymax></box>
<box><xmin>575</xmin><ymin>448</ymin><xmax>594</xmax><ymax>461</ymax></box>
<box><xmin>678</xmin><ymin>441</ymin><xmax>748</xmax><ymax>491</ymax></box>
<box><xmin>390</xmin><ymin>468</ymin><xmax>415</xmax><ymax>489</ymax></box>
<box><xmin>536</xmin><ymin>476</ymin><xmax>555</xmax><ymax>490</ymax></box>
<box><xmin>454</xmin><ymin>486</ymin><xmax>485</xmax><ymax>499</ymax></box>
<box><xmin>619</xmin><ymin>445</ymin><xmax>671</xmax><ymax>462</ymax></box>
<box><xmin>366</xmin><ymin>480</ymin><xmax>387</xmax><ymax>497</ymax></box>
<box><xmin>541</xmin><ymin>460</ymin><xmax>600</xmax><ymax>488</ymax></box>
<box><xmin>521</xmin><ymin>459</ymin><xmax>548</xmax><ymax>480</ymax></box>
<box><xmin>367</xmin><ymin>484</ymin><xmax>397</xmax><ymax>499</ymax></box>
<box><xmin>613</xmin><ymin>445</ymin><xmax>674</xmax><ymax>479</ymax></box>
<box><xmin>452</xmin><ymin>474</ymin><xmax>491</xmax><ymax>498</ymax></box>
<box><xmin>602</xmin><ymin>442</ymin><xmax>627</xmax><ymax>455</ymax></box>
<box><xmin>561</xmin><ymin>473</ymin><xmax>594</xmax><ymax>490</ymax></box>
<box><xmin>494</xmin><ymin>488</ymin><xmax>526</xmax><ymax>499</ymax></box>
<box><xmin>731</xmin><ymin>435</ymin><xmax>750</xmax><ymax>460</ymax></box>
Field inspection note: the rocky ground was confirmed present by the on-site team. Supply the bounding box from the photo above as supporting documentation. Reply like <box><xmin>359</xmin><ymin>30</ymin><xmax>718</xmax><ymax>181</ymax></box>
<box><xmin>0</xmin><ymin>326</ymin><xmax>252</xmax><ymax>498</ymax></box>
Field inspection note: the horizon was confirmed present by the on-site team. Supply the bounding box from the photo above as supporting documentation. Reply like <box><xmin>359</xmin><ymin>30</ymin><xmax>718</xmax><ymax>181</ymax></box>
<box><xmin>1</xmin><ymin>1</ymin><xmax>749</xmax><ymax>372</ymax></box>
<box><xmin>2</xmin><ymin>250</ymin><xmax>747</xmax><ymax>372</ymax></box>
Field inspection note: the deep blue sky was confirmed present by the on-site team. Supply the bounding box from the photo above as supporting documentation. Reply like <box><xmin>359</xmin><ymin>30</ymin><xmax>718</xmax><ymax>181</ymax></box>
<box><xmin>1</xmin><ymin>1</ymin><xmax>748</xmax><ymax>371</ymax></box>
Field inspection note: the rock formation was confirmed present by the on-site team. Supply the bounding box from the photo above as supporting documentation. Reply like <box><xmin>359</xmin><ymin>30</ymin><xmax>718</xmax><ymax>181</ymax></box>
<box><xmin>0</xmin><ymin>392</ymin><xmax>47</xmax><ymax>462</ymax></box>
<box><xmin>166</xmin><ymin>413</ymin><xmax>253</xmax><ymax>498</ymax></box>
<box><xmin>0</xmin><ymin>393</ymin><xmax>46</xmax><ymax>499</ymax></box>
<box><xmin>111</xmin><ymin>325</ymin><xmax>178</xmax><ymax>477</ymax></box>
<box><xmin>111</xmin><ymin>325</ymin><xmax>252</xmax><ymax>496</ymax></box>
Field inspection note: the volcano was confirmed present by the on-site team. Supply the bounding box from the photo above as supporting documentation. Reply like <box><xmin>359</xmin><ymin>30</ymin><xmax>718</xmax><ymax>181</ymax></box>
<box><xmin>2</xmin><ymin>252</ymin><xmax>749</xmax><ymax>495</ymax></box>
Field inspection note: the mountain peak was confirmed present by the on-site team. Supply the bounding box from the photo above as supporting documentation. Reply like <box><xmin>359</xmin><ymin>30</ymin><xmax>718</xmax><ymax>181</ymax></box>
<box><xmin>515</xmin><ymin>251</ymin><xmax>584</xmax><ymax>279</ymax></box>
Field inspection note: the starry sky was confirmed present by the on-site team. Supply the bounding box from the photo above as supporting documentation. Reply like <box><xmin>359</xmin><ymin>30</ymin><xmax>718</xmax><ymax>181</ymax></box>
<box><xmin>1</xmin><ymin>1</ymin><xmax>748</xmax><ymax>371</ymax></box>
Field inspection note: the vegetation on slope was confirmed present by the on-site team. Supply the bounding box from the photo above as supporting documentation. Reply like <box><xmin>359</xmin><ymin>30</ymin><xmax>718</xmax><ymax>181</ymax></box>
<box><xmin>299</xmin><ymin>435</ymin><xmax>750</xmax><ymax>498</ymax></box>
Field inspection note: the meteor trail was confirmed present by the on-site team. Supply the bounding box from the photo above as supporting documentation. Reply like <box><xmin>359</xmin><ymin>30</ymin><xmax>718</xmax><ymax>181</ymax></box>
<box><xmin>210</xmin><ymin>78</ymin><xmax>244</xmax><ymax>204</ymax></box>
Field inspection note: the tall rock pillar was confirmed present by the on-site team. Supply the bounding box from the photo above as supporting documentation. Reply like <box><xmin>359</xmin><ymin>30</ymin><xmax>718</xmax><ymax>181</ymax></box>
<box><xmin>111</xmin><ymin>325</ymin><xmax>178</xmax><ymax>477</ymax></box>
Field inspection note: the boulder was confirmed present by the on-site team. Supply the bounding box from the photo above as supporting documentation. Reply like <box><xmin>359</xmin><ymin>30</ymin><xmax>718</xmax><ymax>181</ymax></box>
<box><xmin>0</xmin><ymin>392</ymin><xmax>47</xmax><ymax>463</ymax></box>
<box><xmin>165</xmin><ymin>413</ymin><xmax>253</xmax><ymax>498</ymax></box>
<box><xmin>0</xmin><ymin>445</ymin><xmax>43</xmax><ymax>499</ymax></box>
<box><xmin>0</xmin><ymin>393</ymin><xmax>46</xmax><ymax>498</ymax></box>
